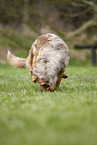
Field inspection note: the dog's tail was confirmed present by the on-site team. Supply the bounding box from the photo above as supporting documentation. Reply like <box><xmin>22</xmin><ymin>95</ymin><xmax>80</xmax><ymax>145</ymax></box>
<box><xmin>7</xmin><ymin>50</ymin><xmax>30</xmax><ymax>69</ymax></box>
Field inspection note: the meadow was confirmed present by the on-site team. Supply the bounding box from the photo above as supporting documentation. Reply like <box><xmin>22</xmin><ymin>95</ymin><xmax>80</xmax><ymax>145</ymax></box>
<box><xmin>0</xmin><ymin>63</ymin><xmax>97</xmax><ymax>145</ymax></box>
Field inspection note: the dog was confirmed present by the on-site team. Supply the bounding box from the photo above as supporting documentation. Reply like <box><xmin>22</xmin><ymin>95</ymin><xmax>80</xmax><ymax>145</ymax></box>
<box><xmin>7</xmin><ymin>33</ymin><xmax>69</xmax><ymax>91</ymax></box>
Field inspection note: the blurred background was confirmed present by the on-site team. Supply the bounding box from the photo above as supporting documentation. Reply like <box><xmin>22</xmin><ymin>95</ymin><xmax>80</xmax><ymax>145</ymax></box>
<box><xmin>0</xmin><ymin>0</ymin><xmax>97</xmax><ymax>66</ymax></box>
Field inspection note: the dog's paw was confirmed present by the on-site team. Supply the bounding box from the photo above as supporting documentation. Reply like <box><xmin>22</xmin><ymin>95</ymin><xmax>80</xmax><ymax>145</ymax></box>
<box><xmin>62</xmin><ymin>73</ymin><xmax>68</xmax><ymax>79</ymax></box>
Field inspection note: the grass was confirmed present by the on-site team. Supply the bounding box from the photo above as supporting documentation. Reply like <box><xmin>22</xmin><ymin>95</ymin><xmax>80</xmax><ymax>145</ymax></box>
<box><xmin>0</xmin><ymin>25</ymin><xmax>97</xmax><ymax>145</ymax></box>
<box><xmin>0</xmin><ymin>63</ymin><xmax>97</xmax><ymax>145</ymax></box>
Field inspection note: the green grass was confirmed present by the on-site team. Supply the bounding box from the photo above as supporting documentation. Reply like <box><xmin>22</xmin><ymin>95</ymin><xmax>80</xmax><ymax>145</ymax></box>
<box><xmin>0</xmin><ymin>63</ymin><xmax>97</xmax><ymax>145</ymax></box>
<box><xmin>0</xmin><ymin>25</ymin><xmax>96</xmax><ymax>145</ymax></box>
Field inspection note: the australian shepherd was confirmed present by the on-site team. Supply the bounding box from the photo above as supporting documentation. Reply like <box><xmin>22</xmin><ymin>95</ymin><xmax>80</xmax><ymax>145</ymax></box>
<box><xmin>7</xmin><ymin>33</ymin><xmax>69</xmax><ymax>91</ymax></box>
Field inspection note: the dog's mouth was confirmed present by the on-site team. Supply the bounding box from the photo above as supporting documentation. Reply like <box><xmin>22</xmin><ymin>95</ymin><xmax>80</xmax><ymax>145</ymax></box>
<box><xmin>38</xmin><ymin>79</ymin><xmax>52</xmax><ymax>91</ymax></box>
<box><xmin>40</xmin><ymin>84</ymin><xmax>52</xmax><ymax>91</ymax></box>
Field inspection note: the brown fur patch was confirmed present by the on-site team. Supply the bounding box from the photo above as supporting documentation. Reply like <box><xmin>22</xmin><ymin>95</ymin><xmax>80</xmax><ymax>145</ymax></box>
<box><xmin>56</xmin><ymin>43</ymin><xmax>66</xmax><ymax>50</ymax></box>
<box><xmin>35</xmin><ymin>35</ymin><xmax>51</xmax><ymax>50</ymax></box>
<box><xmin>43</xmin><ymin>59</ymin><xmax>49</xmax><ymax>63</ymax></box>
<box><xmin>28</xmin><ymin>48</ymin><xmax>34</xmax><ymax>67</ymax></box>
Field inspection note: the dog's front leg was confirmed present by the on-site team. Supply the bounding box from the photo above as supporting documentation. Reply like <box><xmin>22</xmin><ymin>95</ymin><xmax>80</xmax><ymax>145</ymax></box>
<box><xmin>55</xmin><ymin>71</ymin><xmax>64</xmax><ymax>88</ymax></box>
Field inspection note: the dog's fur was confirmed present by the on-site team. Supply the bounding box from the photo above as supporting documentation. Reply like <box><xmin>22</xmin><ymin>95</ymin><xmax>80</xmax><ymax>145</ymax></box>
<box><xmin>7</xmin><ymin>33</ymin><xmax>69</xmax><ymax>91</ymax></box>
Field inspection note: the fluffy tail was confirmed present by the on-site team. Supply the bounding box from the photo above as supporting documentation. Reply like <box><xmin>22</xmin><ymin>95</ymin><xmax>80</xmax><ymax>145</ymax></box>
<box><xmin>7</xmin><ymin>50</ymin><xmax>29</xmax><ymax>68</ymax></box>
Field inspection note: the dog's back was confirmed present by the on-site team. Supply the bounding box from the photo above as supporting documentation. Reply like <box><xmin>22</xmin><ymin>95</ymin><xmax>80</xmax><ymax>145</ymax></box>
<box><xmin>32</xmin><ymin>33</ymin><xmax>69</xmax><ymax>87</ymax></box>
